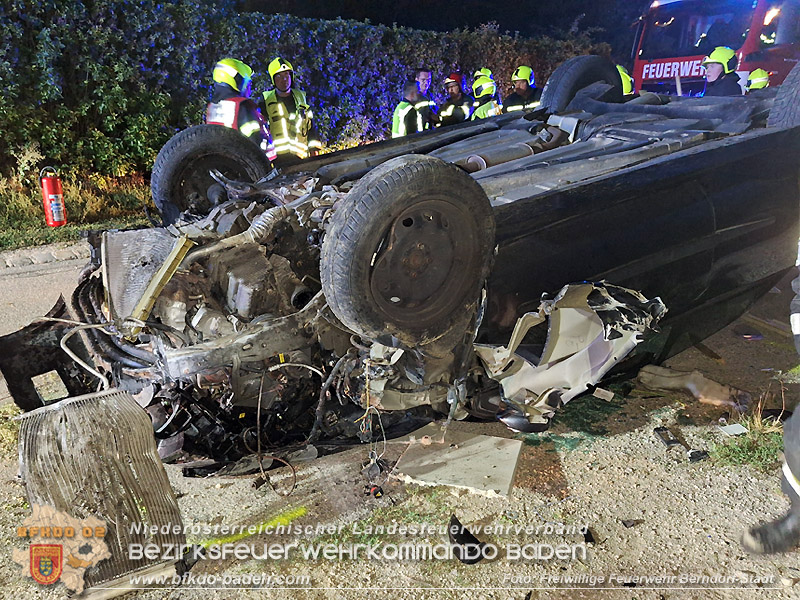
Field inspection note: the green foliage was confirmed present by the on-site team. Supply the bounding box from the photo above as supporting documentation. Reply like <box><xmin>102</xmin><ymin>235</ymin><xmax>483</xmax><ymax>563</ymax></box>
<box><xmin>710</xmin><ymin>429</ymin><xmax>783</xmax><ymax>472</ymax></box>
<box><xmin>0</xmin><ymin>1</ymin><xmax>607</xmax><ymax>181</ymax></box>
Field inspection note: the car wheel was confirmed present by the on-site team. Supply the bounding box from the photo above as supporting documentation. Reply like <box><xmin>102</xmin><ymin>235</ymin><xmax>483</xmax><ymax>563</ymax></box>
<box><xmin>320</xmin><ymin>155</ymin><xmax>495</xmax><ymax>346</ymax></box>
<box><xmin>539</xmin><ymin>55</ymin><xmax>623</xmax><ymax>114</ymax></box>
<box><xmin>768</xmin><ymin>60</ymin><xmax>800</xmax><ymax>128</ymax></box>
<box><xmin>151</xmin><ymin>125</ymin><xmax>273</xmax><ymax>225</ymax></box>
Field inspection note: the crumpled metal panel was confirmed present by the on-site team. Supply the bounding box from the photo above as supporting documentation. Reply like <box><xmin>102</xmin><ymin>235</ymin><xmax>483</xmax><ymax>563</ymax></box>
<box><xmin>101</xmin><ymin>229</ymin><xmax>177</xmax><ymax>321</ymax></box>
<box><xmin>476</xmin><ymin>282</ymin><xmax>667</xmax><ymax>427</ymax></box>
<box><xmin>17</xmin><ymin>388</ymin><xmax>185</xmax><ymax>587</ymax></box>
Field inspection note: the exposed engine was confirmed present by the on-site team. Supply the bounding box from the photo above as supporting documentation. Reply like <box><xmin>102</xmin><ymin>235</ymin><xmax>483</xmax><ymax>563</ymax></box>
<box><xmin>70</xmin><ymin>184</ymin><xmax>448</xmax><ymax>464</ymax></box>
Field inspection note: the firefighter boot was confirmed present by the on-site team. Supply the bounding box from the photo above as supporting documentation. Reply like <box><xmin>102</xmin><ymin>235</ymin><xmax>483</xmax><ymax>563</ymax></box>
<box><xmin>741</xmin><ymin>505</ymin><xmax>800</xmax><ymax>554</ymax></box>
<box><xmin>742</xmin><ymin>412</ymin><xmax>800</xmax><ymax>554</ymax></box>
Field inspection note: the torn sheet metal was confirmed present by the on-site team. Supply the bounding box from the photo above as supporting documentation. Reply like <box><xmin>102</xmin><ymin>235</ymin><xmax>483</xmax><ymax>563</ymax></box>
<box><xmin>394</xmin><ymin>427</ymin><xmax>522</xmax><ymax>496</ymax></box>
<box><xmin>476</xmin><ymin>282</ymin><xmax>666</xmax><ymax>429</ymax></box>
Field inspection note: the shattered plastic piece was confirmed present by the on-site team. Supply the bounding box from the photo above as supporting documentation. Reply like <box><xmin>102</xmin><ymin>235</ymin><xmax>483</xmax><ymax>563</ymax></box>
<box><xmin>688</xmin><ymin>449</ymin><xmax>709</xmax><ymax>463</ymax></box>
<box><xmin>654</xmin><ymin>426</ymin><xmax>682</xmax><ymax>448</ymax></box>
<box><xmin>448</xmin><ymin>515</ymin><xmax>487</xmax><ymax>564</ymax></box>
<box><xmin>592</xmin><ymin>387</ymin><xmax>615</xmax><ymax>402</ymax></box>
<box><xmin>476</xmin><ymin>282</ymin><xmax>666</xmax><ymax>431</ymax></box>
<box><xmin>732</xmin><ymin>324</ymin><xmax>764</xmax><ymax>341</ymax></box>
<box><xmin>637</xmin><ymin>365</ymin><xmax>751</xmax><ymax>411</ymax></box>
<box><xmin>583</xmin><ymin>528</ymin><xmax>596</xmax><ymax>544</ymax></box>
<box><xmin>719</xmin><ymin>423</ymin><xmax>749</xmax><ymax>436</ymax></box>
<box><xmin>621</xmin><ymin>519</ymin><xmax>644</xmax><ymax>528</ymax></box>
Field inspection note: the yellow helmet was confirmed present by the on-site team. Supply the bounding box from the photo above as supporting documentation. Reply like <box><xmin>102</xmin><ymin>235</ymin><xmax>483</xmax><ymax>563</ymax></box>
<box><xmin>472</xmin><ymin>75</ymin><xmax>496</xmax><ymax>99</ymax></box>
<box><xmin>617</xmin><ymin>65</ymin><xmax>634</xmax><ymax>95</ymax></box>
<box><xmin>212</xmin><ymin>58</ymin><xmax>253</xmax><ymax>94</ymax></box>
<box><xmin>746</xmin><ymin>68</ymin><xmax>770</xmax><ymax>90</ymax></box>
<box><xmin>512</xmin><ymin>65</ymin><xmax>534</xmax><ymax>86</ymax></box>
<box><xmin>268</xmin><ymin>57</ymin><xmax>294</xmax><ymax>82</ymax></box>
<box><xmin>473</xmin><ymin>67</ymin><xmax>493</xmax><ymax>80</ymax></box>
<box><xmin>702</xmin><ymin>46</ymin><xmax>738</xmax><ymax>74</ymax></box>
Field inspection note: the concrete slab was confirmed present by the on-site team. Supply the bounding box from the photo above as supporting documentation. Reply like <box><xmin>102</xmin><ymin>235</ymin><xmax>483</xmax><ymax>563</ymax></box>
<box><xmin>394</xmin><ymin>431</ymin><xmax>523</xmax><ymax>497</ymax></box>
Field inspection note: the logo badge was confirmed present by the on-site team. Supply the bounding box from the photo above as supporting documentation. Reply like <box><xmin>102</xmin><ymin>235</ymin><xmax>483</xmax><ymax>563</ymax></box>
<box><xmin>30</xmin><ymin>545</ymin><xmax>62</xmax><ymax>585</ymax></box>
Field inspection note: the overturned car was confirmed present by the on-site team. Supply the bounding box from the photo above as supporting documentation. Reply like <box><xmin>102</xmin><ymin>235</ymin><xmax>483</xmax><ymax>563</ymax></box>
<box><xmin>3</xmin><ymin>56</ymin><xmax>800</xmax><ymax>465</ymax></box>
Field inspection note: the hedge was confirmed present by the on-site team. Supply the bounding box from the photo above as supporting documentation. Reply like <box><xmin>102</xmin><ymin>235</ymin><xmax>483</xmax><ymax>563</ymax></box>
<box><xmin>0</xmin><ymin>0</ymin><xmax>609</xmax><ymax>178</ymax></box>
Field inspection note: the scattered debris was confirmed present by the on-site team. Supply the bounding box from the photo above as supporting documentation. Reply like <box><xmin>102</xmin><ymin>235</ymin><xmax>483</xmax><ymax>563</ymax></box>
<box><xmin>654</xmin><ymin>426</ymin><xmax>682</xmax><ymax>448</ymax></box>
<box><xmin>719</xmin><ymin>423</ymin><xmax>749</xmax><ymax>436</ymax></box>
<box><xmin>637</xmin><ymin>365</ymin><xmax>751</xmax><ymax>411</ymax></box>
<box><xmin>592</xmin><ymin>387</ymin><xmax>615</xmax><ymax>402</ymax></box>
<box><xmin>621</xmin><ymin>519</ymin><xmax>644</xmax><ymax>528</ymax></box>
<box><xmin>448</xmin><ymin>514</ymin><xmax>486</xmax><ymax>565</ymax></box>
<box><xmin>583</xmin><ymin>528</ymin><xmax>596</xmax><ymax>544</ymax></box>
<box><xmin>732</xmin><ymin>323</ymin><xmax>764</xmax><ymax>341</ymax></box>
<box><xmin>653</xmin><ymin>426</ymin><xmax>709</xmax><ymax>463</ymax></box>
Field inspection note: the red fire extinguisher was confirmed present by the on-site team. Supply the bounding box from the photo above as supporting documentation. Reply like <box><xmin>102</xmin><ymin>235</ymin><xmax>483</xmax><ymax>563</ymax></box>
<box><xmin>39</xmin><ymin>166</ymin><xmax>67</xmax><ymax>227</ymax></box>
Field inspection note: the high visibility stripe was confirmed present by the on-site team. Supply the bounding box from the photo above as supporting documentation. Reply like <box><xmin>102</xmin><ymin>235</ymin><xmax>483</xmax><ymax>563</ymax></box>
<box><xmin>784</xmin><ymin>462</ymin><xmax>800</xmax><ymax>498</ymax></box>
<box><xmin>505</xmin><ymin>104</ymin><xmax>524</xmax><ymax>112</ymax></box>
<box><xmin>216</xmin><ymin>63</ymin><xmax>239</xmax><ymax>78</ymax></box>
<box><xmin>239</xmin><ymin>120</ymin><xmax>261</xmax><ymax>137</ymax></box>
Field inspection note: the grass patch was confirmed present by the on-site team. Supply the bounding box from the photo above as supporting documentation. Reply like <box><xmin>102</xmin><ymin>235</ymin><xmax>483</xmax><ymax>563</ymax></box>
<box><xmin>709</xmin><ymin>398</ymin><xmax>785</xmax><ymax>472</ymax></box>
<box><xmin>0</xmin><ymin>170</ymin><xmax>154</xmax><ymax>250</ymax></box>
<box><xmin>0</xmin><ymin>403</ymin><xmax>21</xmax><ymax>460</ymax></box>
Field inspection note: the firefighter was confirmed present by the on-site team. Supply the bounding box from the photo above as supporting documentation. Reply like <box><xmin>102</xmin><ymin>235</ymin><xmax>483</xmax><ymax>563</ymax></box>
<box><xmin>439</xmin><ymin>73</ymin><xmax>473</xmax><ymax>126</ymax></box>
<box><xmin>471</xmin><ymin>76</ymin><xmax>501</xmax><ymax>120</ymax></box>
<box><xmin>701</xmin><ymin>46</ymin><xmax>744</xmax><ymax>96</ymax></box>
<box><xmin>206</xmin><ymin>58</ymin><xmax>275</xmax><ymax>159</ymax></box>
<box><xmin>502</xmin><ymin>65</ymin><xmax>542</xmax><ymax>113</ymax></box>
<box><xmin>473</xmin><ymin>67</ymin><xmax>502</xmax><ymax>105</ymax></box>
<box><xmin>414</xmin><ymin>67</ymin><xmax>439</xmax><ymax>129</ymax></box>
<box><xmin>617</xmin><ymin>65</ymin><xmax>635</xmax><ymax>96</ymax></box>
<box><xmin>392</xmin><ymin>81</ymin><xmax>423</xmax><ymax>138</ymax></box>
<box><xmin>260</xmin><ymin>57</ymin><xmax>322</xmax><ymax>168</ymax></box>
<box><xmin>740</xmin><ymin>269</ymin><xmax>800</xmax><ymax>555</ymax></box>
<box><xmin>746</xmin><ymin>68</ymin><xmax>770</xmax><ymax>91</ymax></box>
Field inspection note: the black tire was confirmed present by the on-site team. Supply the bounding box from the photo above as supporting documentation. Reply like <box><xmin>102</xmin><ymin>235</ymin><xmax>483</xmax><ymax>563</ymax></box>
<box><xmin>539</xmin><ymin>55</ymin><xmax>623</xmax><ymax>114</ymax></box>
<box><xmin>768</xmin><ymin>60</ymin><xmax>800</xmax><ymax>128</ymax></box>
<box><xmin>151</xmin><ymin>125</ymin><xmax>273</xmax><ymax>225</ymax></box>
<box><xmin>320</xmin><ymin>155</ymin><xmax>495</xmax><ymax>346</ymax></box>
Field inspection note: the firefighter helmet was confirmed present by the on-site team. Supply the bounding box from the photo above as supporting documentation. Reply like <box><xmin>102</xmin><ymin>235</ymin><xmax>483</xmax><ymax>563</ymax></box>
<box><xmin>444</xmin><ymin>72</ymin><xmax>463</xmax><ymax>87</ymax></box>
<box><xmin>617</xmin><ymin>65</ymin><xmax>634</xmax><ymax>95</ymax></box>
<box><xmin>268</xmin><ymin>57</ymin><xmax>294</xmax><ymax>82</ymax></box>
<box><xmin>702</xmin><ymin>46</ymin><xmax>738</xmax><ymax>75</ymax></box>
<box><xmin>512</xmin><ymin>65</ymin><xmax>534</xmax><ymax>86</ymax></box>
<box><xmin>746</xmin><ymin>68</ymin><xmax>770</xmax><ymax>90</ymax></box>
<box><xmin>473</xmin><ymin>68</ymin><xmax>493</xmax><ymax>80</ymax></box>
<box><xmin>212</xmin><ymin>58</ymin><xmax>253</xmax><ymax>95</ymax></box>
<box><xmin>472</xmin><ymin>75</ymin><xmax>496</xmax><ymax>99</ymax></box>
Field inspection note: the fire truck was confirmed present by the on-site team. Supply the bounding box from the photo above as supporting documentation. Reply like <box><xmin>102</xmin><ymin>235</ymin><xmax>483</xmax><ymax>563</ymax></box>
<box><xmin>632</xmin><ymin>0</ymin><xmax>800</xmax><ymax>95</ymax></box>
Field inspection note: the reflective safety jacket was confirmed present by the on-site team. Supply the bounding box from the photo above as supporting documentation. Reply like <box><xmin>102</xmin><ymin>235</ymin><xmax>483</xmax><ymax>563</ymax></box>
<box><xmin>392</xmin><ymin>100</ymin><xmax>423</xmax><ymax>138</ymax></box>
<box><xmin>439</xmin><ymin>94</ymin><xmax>474</xmax><ymax>126</ymax></box>
<box><xmin>260</xmin><ymin>89</ymin><xmax>322</xmax><ymax>161</ymax></box>
<box><xmin>502</xmin><ymin>88</ymin><xmax>542</xmax><ymax>113</ymax></box>
<box><xmin>206</xmin><ymin>96</ymin><xmax>276</xmax><ymax>161</ymax></box>
<box><xmin>471</xmin><ymin>98</ymin><xmax>501</xmax><ymax>120</ymax></box>
<box><xmin>414</xmin><ymin>95</ymin><xmax>438</xmax><ymax>129</ymax></box>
